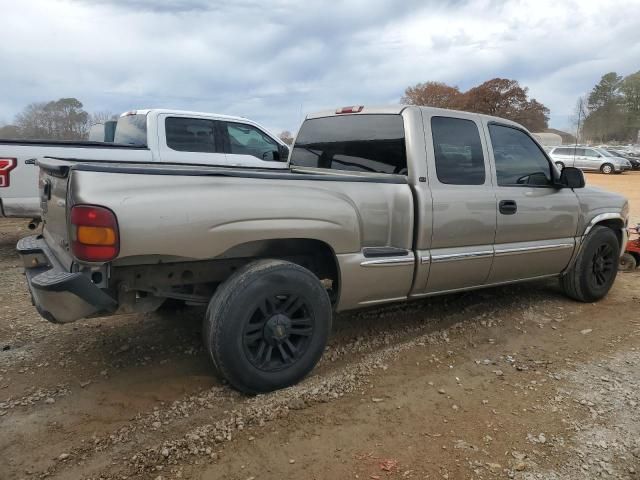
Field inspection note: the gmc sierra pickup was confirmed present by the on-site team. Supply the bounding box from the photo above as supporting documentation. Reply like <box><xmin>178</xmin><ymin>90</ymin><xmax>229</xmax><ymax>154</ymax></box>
<box><xmin>18</xmin><ymin>105</ymin><xmax>629</xmax><ymax>393</ymax></box>
<box><xmin>0</xmin><ymin>109</ymin><xmax>288</xmax><ymax>219</ymax></box>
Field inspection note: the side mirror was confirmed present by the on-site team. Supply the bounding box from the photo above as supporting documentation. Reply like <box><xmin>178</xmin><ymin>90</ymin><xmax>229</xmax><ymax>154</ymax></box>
<box><xmin>278</xmin><ymin>144</ymin><xmax>290</xmax><ymax>162</ymax></box>
<box><xmin>559</xmin><ymin>167</ymin><xmax>585</xmax><ymax>189</ymax></box>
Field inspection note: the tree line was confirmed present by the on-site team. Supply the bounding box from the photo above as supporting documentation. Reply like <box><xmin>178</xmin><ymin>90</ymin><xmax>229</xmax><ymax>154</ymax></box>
<box><xmin>401</xmin><ymin>78</ymin><xmax>550</xmax><ymax>131</ymax></box>
<box><xmin>4</xmin><ymin>73</ymin><xmax>638</xmax><ymax>145</ymax></box>
<box><xmin>578</xmin><ymin>71</ymin><xmax>640</xmax><ymax>143</ymax></box>
<box><xmin>0</xmin><ymin>98</ymin><xmax>114</xmax><ymax>141</ymax></box>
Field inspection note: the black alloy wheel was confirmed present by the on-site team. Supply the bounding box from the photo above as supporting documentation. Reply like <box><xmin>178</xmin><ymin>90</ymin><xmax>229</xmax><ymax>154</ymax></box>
<box><xmin>203</xmin><ymin>259</ymin><xmax>332</xmax><ymax>394</ymax></box>
<box><xmin>242</xmin><ymin>294</ymin><xmax>314</xmax><ymax>372</ymax></box>
<box><xmin>561</xmin><ymin>225</ymin><xmax>620</xmax><ymax>302</ymax></box>
<box><xmin>590</xmin><ymin>243</ymin><xmax>615</xmax><ymax>287</ymax></box>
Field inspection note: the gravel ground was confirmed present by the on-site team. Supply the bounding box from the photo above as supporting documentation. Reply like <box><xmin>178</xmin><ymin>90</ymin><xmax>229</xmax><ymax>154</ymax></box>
<box><xmin>1</xmin><ymin>172</ymin><xmax>639</xmax><ymax>479</ymax></box>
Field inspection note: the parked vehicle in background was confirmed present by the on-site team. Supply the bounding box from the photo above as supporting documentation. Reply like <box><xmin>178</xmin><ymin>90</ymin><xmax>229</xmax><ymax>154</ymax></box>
<box><xmin>606</xmin><ymin>149</ymin><xmax>640</xmax><ymax>170</ymax></box>
<box><xmin>548</xmin><ymin>146</ymin><xmax>631</xmax><ymax>174</ymax></box>
<box><xmin>19</xmin><ymin>106</ymin><xmax>629</xmax><ymax>393</ymax></box>
<box><xmin>0</xmin><ymin>109</ymin><xmax>288</xmax><ymax>219</ymax></box>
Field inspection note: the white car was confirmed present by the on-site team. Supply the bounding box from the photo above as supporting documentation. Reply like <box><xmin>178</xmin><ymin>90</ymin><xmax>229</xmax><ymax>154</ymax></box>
<box><xmin>548</xmin><ymin>146</ymin><xmax>631</xmax><ymax>174</ymax></box>
<box><xmin>0</xmin><ymin>109</ymin><xmax>289</xmax><ymax>219</ymax></box>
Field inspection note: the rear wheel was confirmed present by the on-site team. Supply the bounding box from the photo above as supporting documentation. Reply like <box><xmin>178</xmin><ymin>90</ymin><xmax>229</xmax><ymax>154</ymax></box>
<box><xmin>561</xmin><ymin>226</ymin><xmax>620</xmax><ymax>302</ymax></box>
<box><xmin>619</xmin><ymin>253</ymin><xmax>637</xmax><ymax>271</ymax></box>
<box><xmin>203</xmin><ymin>259</ymin><xmax>332</xmax><ymax>394</ymax></box>
<box><xmin>600</xmin><ymin>163</ymin><xmax>614</xmax><ymax>174</ymax></box>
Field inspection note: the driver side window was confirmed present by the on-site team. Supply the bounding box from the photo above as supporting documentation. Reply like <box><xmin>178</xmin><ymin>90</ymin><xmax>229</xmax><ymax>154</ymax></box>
<box><xmin>489</xmin><ymin>124</ymin><xmax>552</xmax><ymax>187</ymax></box>
<box><xmin>224</xmin><ymin>122</ymin><xmax>280</xmax><ymax>160</ymax></box>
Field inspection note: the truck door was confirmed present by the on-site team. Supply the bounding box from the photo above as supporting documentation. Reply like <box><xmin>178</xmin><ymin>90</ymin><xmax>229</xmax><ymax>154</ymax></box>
<box><xmin>157</xmin><ymin>114</ymin><xmax>227</xmax><ymax>164</ymax></box>
<box><xmin>412</xmin><ymin>113</ymin><xmax>497</xmax><ymax>295</ymax></box>
<box><xmin>485</xmin><ymin>123</ymin><xmax>580</xmax><ymax>283</ymax></box>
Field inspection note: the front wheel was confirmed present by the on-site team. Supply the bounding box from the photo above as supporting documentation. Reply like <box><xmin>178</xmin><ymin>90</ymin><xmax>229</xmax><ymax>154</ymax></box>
<box><xmin>560</xmin><ymin>226</ymin><xmax>620</xmax><ymax>302</ymax></box>
<box><xmin>600</xmin><ymin>163</ymin><xmax>614</xmax><ymax>174</ymax></box>
<box><xmin>203</xmin><ymin>259</ymin><xmax>332</xmax><ymax>394</ymax></box>
<box><xmin>555</xmin><ymin>161</ymin><xmax>565</xmax><ymax>170</ymax></box>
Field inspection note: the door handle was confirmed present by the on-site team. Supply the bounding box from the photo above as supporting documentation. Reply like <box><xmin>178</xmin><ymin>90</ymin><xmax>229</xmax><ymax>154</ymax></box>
<box><xmin>499</xmin><ymin>200</ymin><xmax>517</xmax><ymax>215</ymax></box>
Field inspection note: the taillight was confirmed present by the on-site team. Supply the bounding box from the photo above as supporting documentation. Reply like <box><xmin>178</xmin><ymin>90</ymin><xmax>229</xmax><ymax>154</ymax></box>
<box><xmin>70</xmin><ymin>205</ymin><xmax>119</xmax><ymax>262</ymax></box>
<box><xmin>0</xmin><ymin>158</ymin><xmax>17</xmax><ymax>187</ymax></box>
<box><xmin>336</xmin><ymin>105</ymin><xmax>364</xmax><ymax>114</ymax></box>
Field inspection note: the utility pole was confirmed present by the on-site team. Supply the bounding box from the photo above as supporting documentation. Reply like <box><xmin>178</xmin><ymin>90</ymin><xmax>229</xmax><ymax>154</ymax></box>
<box><xmin>573</xmin><ymin>97</ymin><xmax>583</xmax><ymax>164</ymax></box>
<box><xmin>574</xmin><ymin>97</ymin><xmax>583</xmax><ymax>146</ymax></box>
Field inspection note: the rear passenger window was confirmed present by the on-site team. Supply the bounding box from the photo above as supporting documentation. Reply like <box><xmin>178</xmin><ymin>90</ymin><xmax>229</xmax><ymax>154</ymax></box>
<box><xmin>431</xmin><ymin>117</ymin><xmax>485</xmax><ymax>185</ymax></box>
<box><xmin>166</xmin><ymin>117</ymin><xmax>218</xmax><ymax>153</ymax></box>
<box><xmin>290</xmin><ymin>115</ymin><xmax>407</xmax><ymax>174</ymax></box>
<box><xmin>489</xmin><ymin>124</ymin><xmax>552</xmax><ymax>186</ymax></box>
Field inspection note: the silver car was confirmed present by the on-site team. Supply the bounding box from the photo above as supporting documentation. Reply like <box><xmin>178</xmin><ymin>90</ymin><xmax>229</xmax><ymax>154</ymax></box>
<box><xmin>549</xmin><ymin>146</ymin><xmax>631</xmax><ymax>174</ymax></box>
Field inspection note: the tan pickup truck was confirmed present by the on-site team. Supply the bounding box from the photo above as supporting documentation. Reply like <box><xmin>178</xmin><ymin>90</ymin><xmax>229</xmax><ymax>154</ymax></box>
<box><xmin>18</xmin><ymin>105</ymin><xmax>628</xmax><ymax>393</ymax></box>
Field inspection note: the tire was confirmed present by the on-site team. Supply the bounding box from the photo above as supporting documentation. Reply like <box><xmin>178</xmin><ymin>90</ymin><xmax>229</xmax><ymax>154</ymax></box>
<box><xmin>561</xmin><ymin>226</ymin><xmax>620</xmax><ymax>302</ymax></box>
<box><xmin>619</xmin><ymin>253</ymin><xmax>637</xmax><ymax>272</ymax></box>
<box><xmin>600</xmin><ymin>163</ymin><xmax>614</xmax><ymax>174</ymax></box>
<box><xmin>555</xmin><ymin>161</ymin><xmax>565</xmax><ymax>170</ymax></box>
<box><xmin>203</xmin><ymin>259</ymin><xmax>332</xmax><ymax>394</ymax></box>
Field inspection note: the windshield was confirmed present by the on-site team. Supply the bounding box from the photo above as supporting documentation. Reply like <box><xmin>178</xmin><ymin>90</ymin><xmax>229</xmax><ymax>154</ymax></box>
<box><xmin>114</xmin><ymin>114</ymin><xmax>147</xmax><ymax>146</ymax></box>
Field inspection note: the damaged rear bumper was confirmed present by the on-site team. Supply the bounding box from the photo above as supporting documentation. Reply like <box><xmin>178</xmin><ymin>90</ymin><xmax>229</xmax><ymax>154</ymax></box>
<box><xmin>17</xmin><ymin>235</ymin><xmax>117</xmax><ymax>323</ymax></box>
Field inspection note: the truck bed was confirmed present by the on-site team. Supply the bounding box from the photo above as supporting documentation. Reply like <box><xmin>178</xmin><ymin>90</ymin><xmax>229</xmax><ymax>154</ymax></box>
<box><xmin>38</xmin><ymin>157</ymin><xmax>415</xmax><ymax>311</ymax></box>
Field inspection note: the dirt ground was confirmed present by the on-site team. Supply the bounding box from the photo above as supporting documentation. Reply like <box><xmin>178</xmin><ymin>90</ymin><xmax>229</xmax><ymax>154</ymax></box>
<box><xmin>1</xmin><ymin>172</ymin><xmax>639</xmax><ymax>480</ymax></box>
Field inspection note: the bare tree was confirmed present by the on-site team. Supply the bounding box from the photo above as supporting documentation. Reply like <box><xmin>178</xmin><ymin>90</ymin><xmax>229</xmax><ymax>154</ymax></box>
<box><xmin>89</xmin><ymin>111</ymin><xmax>117</xmax><ymax>127</ymax></box>
<box><xmin>278</xmin><ymin>130</ymin><xmax>294</xmax><ymax>145</ymax></box>
<box><xmin>569</xmin><ymin>96</ymin><xmax>588</xmax><ymax>143</ymax></box>
<box><xmin>0</xmin><ymin>124</ymin><xmax>21</xmax><ymax>139</ymax></box>
<box><xmin>15</xmin><ymin>98</ymin><xmax>89</xmax><ymax>140</ymax></box>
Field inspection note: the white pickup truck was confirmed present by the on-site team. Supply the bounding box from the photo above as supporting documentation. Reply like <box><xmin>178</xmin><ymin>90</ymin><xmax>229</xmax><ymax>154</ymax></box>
<box><xmin>0</xmin><ymin>109</ymin><xmax>289</xmax><ymax>220</ymax></box>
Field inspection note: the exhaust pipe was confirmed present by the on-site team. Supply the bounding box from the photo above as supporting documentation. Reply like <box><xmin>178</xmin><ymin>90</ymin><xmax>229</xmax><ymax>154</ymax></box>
<box><xmin>28</xmin><ymin>218</ymin><xmax>41</xmax><ymax>231</ymax></box>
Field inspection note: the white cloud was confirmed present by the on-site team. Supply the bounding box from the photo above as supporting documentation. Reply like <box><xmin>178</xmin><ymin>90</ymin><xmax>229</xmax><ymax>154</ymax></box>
<box><xmin>0</xmin><ymin>0</ymin><xmax>638</xmax><ymax>132</ymax></box>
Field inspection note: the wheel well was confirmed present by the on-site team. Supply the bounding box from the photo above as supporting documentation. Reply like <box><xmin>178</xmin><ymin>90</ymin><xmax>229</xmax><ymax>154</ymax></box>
<box><xmin>110</xmin><ymin>239</ymin><xmax>342</xmax><ymax>309</ymax></box>
<box><xmin>593</xmin><ymin>219</ymin><xmax>624</xmax><ymax>246</ymax></box>
<box><xmin>221</xmin><ymin>238</ymin><xmax>341</xmax><ymax>303</ymax></box>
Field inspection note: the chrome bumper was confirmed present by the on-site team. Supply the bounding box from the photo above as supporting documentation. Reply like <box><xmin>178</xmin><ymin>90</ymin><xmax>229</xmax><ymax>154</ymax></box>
<box><xmin>17</xmin><ymin>235</ymin><xmax>117</xmax><ymax>323</ymax></box>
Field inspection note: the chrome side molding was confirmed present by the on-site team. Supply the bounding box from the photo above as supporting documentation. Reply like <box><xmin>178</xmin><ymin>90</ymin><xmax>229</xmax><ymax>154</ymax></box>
<box><xmin>431</xmin><ymin>250</ymin><xmax>493</xmax><ymax>263</ymax></box>
<box><xmin>360</xmin><ymin>257</ymin><xmax>415</xmax><ymax>267</ymax></box>
<box><xmin>494</xmin><ymin>243</ymin><xmax>574</xmax><ymax>257</ymax></box>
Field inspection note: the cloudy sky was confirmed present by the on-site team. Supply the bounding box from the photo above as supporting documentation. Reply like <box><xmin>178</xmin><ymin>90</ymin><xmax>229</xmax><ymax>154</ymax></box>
<box><xmin>1</xmin><ymin>0</ymin><xmax>639</xmax><ymax>133</ymax></box>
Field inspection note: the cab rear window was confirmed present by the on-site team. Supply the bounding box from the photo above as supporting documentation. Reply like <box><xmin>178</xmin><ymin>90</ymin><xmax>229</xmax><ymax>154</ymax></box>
<box><xmin>291</xmin><ymin>115</ymin><xmax>407</xmax><ymax>175</ymax></box>
<box><xmin>114</xmin><ymin>114</ymin><xmax>147</xmax><ymax>146</ymax></box>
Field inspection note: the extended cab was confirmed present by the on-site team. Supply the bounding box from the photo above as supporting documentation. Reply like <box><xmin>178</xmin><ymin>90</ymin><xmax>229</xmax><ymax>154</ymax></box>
<box><xmin>18</xmin><ymin>105</ymin><xmax>628</xmax><ymax>393</ymax></box>
<box><xmin>0</xmin><ymin>109</ymin><xmax>289</xmax><ymax>218</ymax></box>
